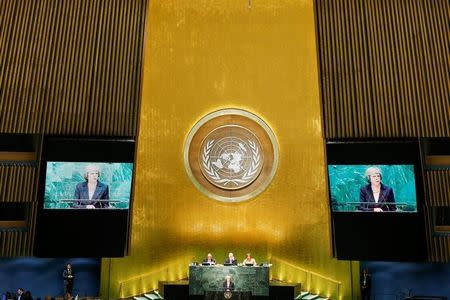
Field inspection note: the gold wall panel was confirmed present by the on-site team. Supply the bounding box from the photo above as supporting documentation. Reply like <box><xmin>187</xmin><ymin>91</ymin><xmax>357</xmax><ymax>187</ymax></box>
<box><xmin>0</xmin><ymin>0</ymin><xmax>147</xmax><ymax>135</ymax></box>
<box><xmin>101</xmin><ymin>0</ymin><xmax>353</xmax><ymax>299</ymax></box>
<box><xmin>316</xmin><ymin>0</ymin><xmax>449</xmax><ymax>138</ymax></box>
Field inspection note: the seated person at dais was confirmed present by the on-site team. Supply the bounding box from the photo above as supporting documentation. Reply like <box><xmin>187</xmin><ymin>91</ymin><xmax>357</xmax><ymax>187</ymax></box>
<box><xmin>202</xmin><ymin>253</ymin><xmax>216</xmax><ymax>265</ymax></box>
<box><xmin>242</xmin><ymin>253</ymin><xmax>257</xmax><ymax>266</ymax></box>
<box><xmin>224</xmin><ymin>252</ymin><xmax>237</xmax><ymax>265</ymax></box>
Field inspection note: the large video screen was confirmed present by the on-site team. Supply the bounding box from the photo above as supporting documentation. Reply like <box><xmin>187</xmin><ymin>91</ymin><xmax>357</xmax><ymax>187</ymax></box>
<box><xmin>44</xmin><ymin>162</ymin><xmax>133</xmax><ymax>209</ymax></box>
<box><xmin>328</xmin><ymin>164</ymin><xmax>417</xmax><ymax>213</ymax></box>
<box><xmin>35</xmin><ymin>137</ymin><xmax>135</xmax><ymax>257</ymax></box>
<box><xmin>326</xmin><ymin>140</ymin><xmax>426</xmax><ymax>261</ymax></box>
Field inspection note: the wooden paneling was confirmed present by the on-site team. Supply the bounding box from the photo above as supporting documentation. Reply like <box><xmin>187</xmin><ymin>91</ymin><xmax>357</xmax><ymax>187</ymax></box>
<box><xmin>0</xmin><ymin>202</ymin><xmax>37</xmax><ymax>257</ymax></box>
<box><xmin>425</xmin><ymin>169</ymin><xmax>450</xmax><ymax>207</ymax></box>
<box><xmin>424</xmin><ymin>169</ymin><xmax>450</xmax><ymax>262</ymax></box>
<box><xmin>0</xmin><ymin>163</ymin><xmax>37</xmax><ymax>256</ymax></box>
<box><xmin>0</xmin><ymin>163</ymin><xmax>37</xmax><ymax>203</ymax></box>
<box><xmin>0</xmin><ymin>0</ymin><xmax>147</xmax><ymax>136</ymax></box>
<box><xmin>0</xmin><ymin>152</ymin><xmax>36</xmax><ymax>161</ymax></box>
<box><xmin>423</xmin><ymin>206</ymin><xmax>450</xmax><ymax>263</ymax></box>
<box><xmin>316</xmin><ymin>0</ymin><xmax>450</xmax><ymax>261</ymax></box>
<box><xmin>0</xmin><ymin>0</ymin><xmax>147</xmax><ymax>256</ymax></box>
<box><xmin>315</xmin><ymin>0</ymin><xmax>449</xmax><ymax>138</ymax></box>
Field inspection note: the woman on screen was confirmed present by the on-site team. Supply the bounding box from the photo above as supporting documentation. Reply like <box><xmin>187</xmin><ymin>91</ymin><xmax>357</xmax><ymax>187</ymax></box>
<box><xmin>359</xmin><ymin>166</ymin><xmax>396</xmax><ymax>212</ymax></box>
<box><xmin>74</xmin><ymin>164</ymin><xmax>109</xmax><ymax>208</ymax></box>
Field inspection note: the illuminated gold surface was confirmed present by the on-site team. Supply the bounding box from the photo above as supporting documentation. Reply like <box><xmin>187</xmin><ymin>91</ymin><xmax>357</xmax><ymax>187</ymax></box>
<box><xmin>425</xmin><ymin>155</ymin><xmax>450</xmax><ymax>166</ymax></box>
<box><xmin>101</xmin><ymin>0</ymin><xmax>355</xmax><ymax>299</ymax></box>
<box><xmin>0</xmin><ymin>151</ymin><xmax>36</xmax><ymax>161</ymax></box>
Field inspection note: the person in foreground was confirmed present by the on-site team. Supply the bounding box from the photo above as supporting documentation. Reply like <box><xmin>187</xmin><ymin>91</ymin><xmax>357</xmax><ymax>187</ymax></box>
<box><xmin>63</xmin><ymin>263</ymin><xmax>75</xmax><ymax>295</ymax></box>
<box><xmin>224</xmin><ymin>252</ymin><xmax>237</xmax><ymax>265</ymax></box>
<box><xmin>22</xmin><ymin>291</ymin><xmax>32</xmax><ymax>300</ymax></box>
<box><xmin>360</xmin><ymin>268</ymin><xmax>371</xmax><ymax>300</ymax></box>
<box><xmin>15</xmin><ymin>288</ymin><xmax>24</xmax><ymax>300</ymax></box>
<box><xmin>63</xmin><ymin>292</ymin><xmax>74</xmax><ymax>300</ymax></box>
<box><xmin>202</xmin><ymin>253</ymin><xmax>216</xmax><ymax>265</ymax></box>
<box><xmin>242</xmin><ymin>253</ymin><xmax>257</xmax><ymax>266</ymax></box>
<box><xmin>359</xmin><ymin>166</ymin><xmax>396</xmax><ymax>212</ymax></box>
<box><xmin>223</xmin><ymin>275</ymin><xmax>235</xmax><ymax>291</ymax></box>
<box><xmin>74</xmin><ymin>164</ymin><xmax>109</xmax><ymax>208</ymax></box>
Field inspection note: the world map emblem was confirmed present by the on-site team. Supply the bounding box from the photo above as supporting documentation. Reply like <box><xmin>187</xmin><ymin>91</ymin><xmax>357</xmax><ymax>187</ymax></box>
<box><xmin>184</xmin><ymin>108</ymin><xmax>278</xmax><ymax>202</ymax></box>
<box><xmin>200</xmin><ymin>125</ymin><xmax>264</xmax><ymax>190</ymax></box>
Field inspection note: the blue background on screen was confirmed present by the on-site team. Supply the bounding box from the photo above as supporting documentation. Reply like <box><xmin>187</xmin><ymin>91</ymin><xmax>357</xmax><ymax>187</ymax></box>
<box><xmin>328</xmin><ymin>164</ymin><xmax>417</xmax><ymax>212</ymax></box>
<box><xmin>44</xmin><ymin>162</ymin><xmax>133</xmax><ymax>209</ymax></box>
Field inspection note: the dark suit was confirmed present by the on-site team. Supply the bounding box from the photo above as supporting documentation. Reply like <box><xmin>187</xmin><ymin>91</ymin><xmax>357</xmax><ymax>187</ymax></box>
<box><xmin>63</xmin><ymin>268</ymin><xmax>75</xmax><ymax>294</ymax></box>
<box><xmin>360</xmin><ymin>272</ymin><xmax>371</xmax><ymax>300</ymax></box>
<box><xmin>359</xmin><ymin>183</ymin><xmax>396</xmax><ymax>211</ymax></box>
<box><xmin>223</xmin><ymin>281</ymin><xmax>235</xmax><ymax>291</ymax></box>
<box><xmin>74</xmin><ymin>181</ymin><xmax>109</xmax><ymax>208</ymax></box>
<box><xmin>224</xmin><ymin>258</ymin><xmax>237</xmax><ymax>265</ymax></box>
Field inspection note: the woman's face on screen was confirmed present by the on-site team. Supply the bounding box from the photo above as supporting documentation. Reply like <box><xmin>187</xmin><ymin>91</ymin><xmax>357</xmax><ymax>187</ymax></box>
<box><xmin>369</xmin><ymin>173</ymin><xmax>381</xmax><ymax>185</ymax></box>
<box><xmin>87</xmin><ymin>171</ymin><xmax>99</xmax><ymax>183</ymax></box>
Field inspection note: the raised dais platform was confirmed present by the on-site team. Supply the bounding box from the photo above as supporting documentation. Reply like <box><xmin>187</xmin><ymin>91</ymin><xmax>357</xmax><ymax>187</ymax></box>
<box><xmin>159</xmin><ymin>280</ymin><xmax>301</xmax><ymax>300</ymax></box>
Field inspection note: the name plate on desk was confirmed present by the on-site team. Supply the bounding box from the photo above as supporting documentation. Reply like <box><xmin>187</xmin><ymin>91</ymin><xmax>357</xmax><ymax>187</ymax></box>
<box><xmin>189</xmin><ymin>265</ymin><xmax>269</xmax><ymax>296</ymax></box>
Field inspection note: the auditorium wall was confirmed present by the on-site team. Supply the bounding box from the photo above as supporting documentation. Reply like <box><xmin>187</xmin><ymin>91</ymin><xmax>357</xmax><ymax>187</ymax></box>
<box><xmin>0</xmin><ymin>0</ymin><xmax>147</xmax><ymax>257</ymax></box>
<box><xmin>100</xmin><ymin>0</ymin><xmax>354</xmax><ymax>299</ymax></box>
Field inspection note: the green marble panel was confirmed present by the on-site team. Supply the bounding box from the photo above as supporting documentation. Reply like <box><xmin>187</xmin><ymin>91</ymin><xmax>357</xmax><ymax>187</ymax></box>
<box><xmin>189</xmin><ymin>265</ymin><xmax>269</xmax><ymax>296</ymax></box>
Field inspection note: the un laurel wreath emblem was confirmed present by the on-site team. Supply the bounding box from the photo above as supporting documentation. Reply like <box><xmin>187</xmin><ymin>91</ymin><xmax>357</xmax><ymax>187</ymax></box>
<box><xmin>184</xmin><ymin>109</ymin><xmax>278</xmax><ymax>202</ymax></box>
<box><xmin>224</xmin><ymin>290</ymin><xmax>233</xmax><ymax>299</ymax></box>
<box><xmin>200</xmin><ymin>125</ymin><xmax>263</xmax><ymax>190</ymax></box>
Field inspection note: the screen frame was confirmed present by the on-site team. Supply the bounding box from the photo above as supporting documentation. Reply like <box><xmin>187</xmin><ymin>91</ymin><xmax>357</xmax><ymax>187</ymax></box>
<box><xmin>34</xmin><ymin>135</ymin><xmax>136</xmax><ymax>257</ymax></box>
<box><xmin>325</xmin><ymin>139</ymin><xmax>427</xmax><ymax>261</ymax></box>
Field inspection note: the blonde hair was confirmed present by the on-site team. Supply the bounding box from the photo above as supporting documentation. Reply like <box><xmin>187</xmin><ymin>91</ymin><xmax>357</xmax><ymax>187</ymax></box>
<box><xmin>84</xmin><ymin>164</ymin><xmax>100</xmax><ymax>180</ymax></box>
<box><xmin>364</xmin><ymin>166</ymin><xmax>382</xmax><ymax>181</ymax></box>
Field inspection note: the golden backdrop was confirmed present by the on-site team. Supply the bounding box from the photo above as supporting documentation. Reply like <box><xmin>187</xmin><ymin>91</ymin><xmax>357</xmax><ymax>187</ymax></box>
<box><xmin>101</xmin><ymin>0</ymin><xmax>356</xmax><ymax>299</ymax></box>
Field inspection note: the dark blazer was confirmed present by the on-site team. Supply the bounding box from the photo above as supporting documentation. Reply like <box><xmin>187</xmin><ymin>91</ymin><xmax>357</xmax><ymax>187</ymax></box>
<box><xmin>224</xmin><ymin>258</ymin><xmax>237</xmax><ymax>265</ymax></box>
<box><xmin>63</xmin><ymin>268</ymin><xmax>75</xmax><ymax>283</ymax></box>
<box><xmin>74</xmin><ymin>181</ymin><xmax>109</xmax><ymax>208</ymax></box>
<box><xmin>360</xmin><ymin>273</ymin><xmax>371</xmax><ymax>291</ymax></box>
<box><xmin>359</xmin><ymin>183</ymin><xmax>396</xmax><ymax>211</ymax></box>
<box><xmin>223</xmin><ymin>281</ymin><xmax>235</xmax><ymax>291</ymax></box>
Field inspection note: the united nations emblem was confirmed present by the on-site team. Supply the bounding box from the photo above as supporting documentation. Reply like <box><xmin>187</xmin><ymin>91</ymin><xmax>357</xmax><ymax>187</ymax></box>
<box><xmin>184</xmin><ymin>108</ymin><xmax>278</xmax><ymax>202</ymax></box>
<box><xmin>200</xmin><ymin>125</ymin><xmax>263</xmax><ymax>190</ymax></box>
